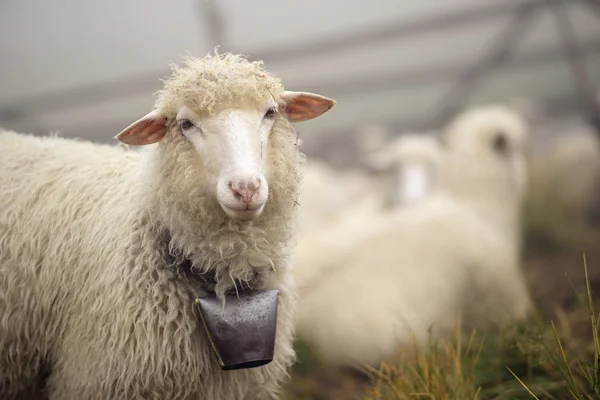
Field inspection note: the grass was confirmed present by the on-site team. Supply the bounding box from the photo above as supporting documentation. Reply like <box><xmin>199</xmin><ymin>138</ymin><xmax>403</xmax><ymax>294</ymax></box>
<box><xmin>514</xmin><ymin>254</ymin><xmax>600</xmax><ymax>399</ymax></box>
<box><xmin>281</xmin><ymin>254</ymin><xmax>600</xmax><ymax>400</ymax></box>
<box><xmin>521</xmin><ymin>183</ymin><xmax>588</xmax><ymax>255</ymax></box>
<box><xmin>362</xmin><ymin>329</ymin><xmax>483</xmax><ymax>400</ymax></box>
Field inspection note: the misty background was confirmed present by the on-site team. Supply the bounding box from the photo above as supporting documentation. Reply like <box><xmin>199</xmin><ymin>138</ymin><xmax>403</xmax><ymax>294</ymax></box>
<box><xmin>0</xmin><ymin>0</ymin><xmax>599</xmax><ymax>165</ymax></box>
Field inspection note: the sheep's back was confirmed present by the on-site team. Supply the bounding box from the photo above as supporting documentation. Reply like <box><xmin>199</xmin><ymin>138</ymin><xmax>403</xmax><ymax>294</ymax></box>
<box><xmin>296</xmin><ymin>196</ymin><xmax>524</xmax><ymax>365</ymax></box>
<box><xmin>0</xmin><ymin>131</ymin><xmax>142</xmax><ymax>351</ymax></box>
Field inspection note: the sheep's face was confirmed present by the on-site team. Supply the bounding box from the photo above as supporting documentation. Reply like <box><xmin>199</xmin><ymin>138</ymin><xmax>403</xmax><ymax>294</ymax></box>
<box><xmin>444</xmin><ymin>105</ymin><xmax>530</xmax><ymax>197</ymax></box>
<box><xmin>174</xmin><ymin>99</ymin><xmax>276</xmax><ymax>220</ymax></box>
<box><xmin>115</xmin><ymin>91</ymin><xmax>336</xmax><ymax>221</ymax></box>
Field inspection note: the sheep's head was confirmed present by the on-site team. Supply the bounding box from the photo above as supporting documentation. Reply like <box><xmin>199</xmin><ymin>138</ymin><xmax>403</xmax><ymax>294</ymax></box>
<box><xmin>443</xmin><ymin>105</ymin><xmax>530</xmax><ymax>197</ymax></box>
<box><xmin>115</xmin><ymin>52</ymin><xmax>335</xmax><ymax>221</ymax></box>
<box><xmin>362</xmin><ymin>133</ymin><xmax>444</xmax><ymax>207</ymax></box>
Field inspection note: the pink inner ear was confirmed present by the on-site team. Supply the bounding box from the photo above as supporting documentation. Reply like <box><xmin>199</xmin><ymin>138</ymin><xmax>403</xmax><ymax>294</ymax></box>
<box><xmin>115</xmin><ymin>113</ymin><xmax>168</xmax><ymax>146</ymax></box>
<box><xmin>282</xmin><ymin>92</ymin><xmax>335</xmax><ymax>122</ymax></box>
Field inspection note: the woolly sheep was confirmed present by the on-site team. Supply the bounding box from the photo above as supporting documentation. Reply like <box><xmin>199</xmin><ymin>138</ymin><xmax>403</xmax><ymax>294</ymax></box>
<box><xmin>362</xmin><ymin>131</ymin><xmax>444</xmax><ymax>208</ymax></box>
<box><xmin>0</xmin><ymin>51</ymin><xmax>336</xmax><ymax>400</ymax></box>
<box><xmin>296</xmin><ymin>160</ymin><xmax>346</xmax><ymax>234</ymax></box>
<box><xmin>293</xmin><ymin>105</ymin><xmax>533</xmax><ymax>367</ymax></box>
<box><xmin>354</xmin><ymin>124</ymin><xmax>391</xmax><ymax>155</ymax></box>
<box><xmin>296</xmin><ymin>160</ymin><xmax>380</xmax><ymax>237</ymax></box>
<box><xmin>511</xmin><ymin>94</ymin><xmax>600</xmax><ymax>225</ymax></box>
<box><xmin>529</xmin><ymin>124</ymin><xmax>600</xmax><ymax>224</ymax></box>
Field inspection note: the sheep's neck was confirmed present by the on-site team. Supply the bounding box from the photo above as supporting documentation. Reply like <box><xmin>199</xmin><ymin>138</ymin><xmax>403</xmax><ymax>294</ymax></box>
<box><xmin>160</xmin><ymin>229</ymin><xmax>260</xmax><ymax>295</ymax></box>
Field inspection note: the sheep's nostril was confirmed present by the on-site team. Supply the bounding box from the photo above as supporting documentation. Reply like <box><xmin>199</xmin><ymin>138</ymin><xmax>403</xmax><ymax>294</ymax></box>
<box><xmin>230</xmin><ymin>186</ymin><xmax>253</xmax><ymax>203</ymax></box>
<box><xmin>245</xmin><ymin>179</ymin><xmax>260</xmax><ymax>193</ymax></box>
<box><xmin>228</xmin><ymin>178</ymin><xmax>262</xmax><ymax>204</ymax></box>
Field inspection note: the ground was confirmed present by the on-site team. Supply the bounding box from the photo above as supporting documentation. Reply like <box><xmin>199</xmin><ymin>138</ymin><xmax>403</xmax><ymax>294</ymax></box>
<box><xmin>281</xmin><ymin>220</ymin><xmax>600</xmax><ymax>400</ymax></box>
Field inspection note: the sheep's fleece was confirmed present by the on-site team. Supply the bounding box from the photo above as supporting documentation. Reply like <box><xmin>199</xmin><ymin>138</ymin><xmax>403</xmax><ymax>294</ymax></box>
<box><xmin>0</xmin><ymin>52</ymin><xmax>334</xmax><ymax>400</ymax></box>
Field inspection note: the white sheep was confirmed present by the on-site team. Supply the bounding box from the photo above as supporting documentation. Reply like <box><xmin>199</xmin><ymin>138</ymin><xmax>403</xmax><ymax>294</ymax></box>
<box><xmin>362</xmin><ymin>131</ymin><xmax>444</xmax><ymax>208</ymax></box>
<box><xmin>295</xmin><ymin>160</ymin><xmax>347</xmax><ymax>234</ymax></box>
<box><xmin>529</xmin><ymin>123</ymin><xmax>600</xmax><ymax>224</ymax></box>
<box><xmin>296</xmin><ymin>159</ymin><xmax>381</xmax><ymax>238</ymax></box>
<box><xmin>293</xmin><ymin>105</ymin><xmax>533</xmax><ymax>367</ymax></box>
<box><xmin>0</xmin><ymin>51</ymin><xmax>336</xmax><ymax>400</ymax></box>
<box><xmin>511</xmin><ymin>95</ymin><xmax>600</xmax><ymax>226</ymax></box>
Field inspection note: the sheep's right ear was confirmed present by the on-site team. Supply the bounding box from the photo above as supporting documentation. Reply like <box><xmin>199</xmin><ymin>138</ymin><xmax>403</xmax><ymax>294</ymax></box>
<box><xmin>114</xmin><ymin>110</ymin><xmax>168</xmax><ymax>146</ymax></box>
<box><xmin>280</xmin><ymin>91</ymin><xmax>336</xmax><ymax>122</ymax></box>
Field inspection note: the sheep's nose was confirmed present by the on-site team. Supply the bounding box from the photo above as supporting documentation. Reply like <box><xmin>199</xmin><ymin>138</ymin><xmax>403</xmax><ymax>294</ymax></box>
<box><xmin>229</xmin><ymin>179</ymin><xmax>261</xmax><ymax>204</ymax></box>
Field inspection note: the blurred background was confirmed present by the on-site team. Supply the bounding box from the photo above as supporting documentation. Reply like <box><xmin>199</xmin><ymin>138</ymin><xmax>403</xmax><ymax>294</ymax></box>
<box><xmin>1</xmin><ymin>0</ymin><xmax>598</xmax><ymax>153</ymax></box>
<box><xmin>2</xmin><ymin>0</ymin><xmax>600</xmax><ymax>398</ymax></box>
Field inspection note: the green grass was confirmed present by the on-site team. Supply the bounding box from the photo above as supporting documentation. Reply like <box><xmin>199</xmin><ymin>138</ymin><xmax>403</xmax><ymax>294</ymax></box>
<box><xmin>281</xmin><ymin>254</ymin><xmax>600</xmax><ymax>400</ymax></box>
<box><xmin>514</xmin><ymin>254</ymin><xmax>600</xmax><ymax>399</ymax></box>
<box><xmin>521</xmin><ymin>183</ymin><xmax>588</xmax><ymax>255</ymax></box>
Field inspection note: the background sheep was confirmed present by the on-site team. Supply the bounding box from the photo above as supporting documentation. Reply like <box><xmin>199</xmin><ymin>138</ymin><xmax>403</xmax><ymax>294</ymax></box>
<box><xmin>362</xmin><ymin>131</ymin><xmax>444</xmax><ymax>208</ymax></box>
<box><xmin>293</xmin><ymin>105</ymin><xmax>533</xmax><ymax>367</ymax></box>
<box><xmin>529</xmin><ymin>122</ymin><xmax>600</xmax><ymax>227</ymax></box>
<box><xmin>296</xmin><ymin>160</ymin><xmax>380</xmax><ymax>238</ymax></box>
<box><xmin>0</xmin><ymin>52</ymin><xmax>335</xmax><ymax>400</ymax></box>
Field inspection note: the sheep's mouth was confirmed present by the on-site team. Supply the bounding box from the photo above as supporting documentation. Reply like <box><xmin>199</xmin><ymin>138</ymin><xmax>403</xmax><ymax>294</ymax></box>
<box><xmin>220</xmin><ymin>202</ymin><xmax>266</xmax><ymax>219</ymax></box>
<box><xmin>222</xmin><ymin>203</ymin><xmax>264</xmax><ymax>212</ymax></box>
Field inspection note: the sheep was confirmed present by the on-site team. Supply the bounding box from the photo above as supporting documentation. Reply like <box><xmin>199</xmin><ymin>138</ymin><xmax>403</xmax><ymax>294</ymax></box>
<box><xmin>296</xmin><ymin>159</ymin><xmax>380</xmax><ymax>238</ymax></box>
<box><xmin>512</xmin><ymin>95</ymin><xmax>600</xmax><ymax>227</ymax></box>
<box><xmin>529</xmin><ymin>123</ymin><xmax>600</xmax><ymax>226</ymax></box>
<box><xmin>354</xmin><ymin>123</ymin><xmax>391</xmax><ymax>156</ymax></box>
<box><xmin>293</xmin><ymin>105</ymin><xmax>533</xmax><ymax>367</ymax></box>
<box><xmin>295</xmin><ymin>160</ymin><xmax>347</xmax><ymax>235</ymax></box>
<box><xmin>0</xmin><ymin>51</ymin><xmax>336</xmax><ymax>400</ymax></box>
<box><xmin>362</xmin><ymin>131</ymin><xmax>444</xmax><ymax>209</ymax></box>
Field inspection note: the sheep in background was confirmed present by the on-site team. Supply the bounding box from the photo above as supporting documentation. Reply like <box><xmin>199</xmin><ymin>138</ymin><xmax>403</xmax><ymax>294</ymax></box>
<box><xmin>362</xmin><ymin>131</ymin><xmax>444</xmax><ymax>208</ymax></box>
<box><xmin>529</xmin><ymin>123</ymin><xmax>600</xmax><ymax>226</ymax></box>
<box><xmin>511</xmin><ymin>95</ymin><xmax>600</xmax><ymax>227</ymax></box>
<box><xmin>0</xmin><ymin>51</ymin><xmax>335</xmax><ymax>400</ymax></box>
<box><xmin>296</xmin><ymin>158</ymin><xmax>379</xmax><ymax>238</ymax></box>
<box><xmin>355</xmin><ymin>123</ymin><xmax>391</xmax><ymax>156</ymax></box>
<box><xmin>294</xmin><ymin>105</ymin><xmax>533</xmax><ymax>367</ymax></box>
<box><xmin>296</xmin><ymin>160</ymin><xmax>348</xmax><ymax>234</ymax></box>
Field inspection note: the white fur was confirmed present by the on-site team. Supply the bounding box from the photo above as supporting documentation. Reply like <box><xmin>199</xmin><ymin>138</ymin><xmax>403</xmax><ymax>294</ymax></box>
<box><xmin>529</xmin><ymin>125</ymin><xmax>600</xmax><ymax>222</ymax></box>
<box><xmin>399</xmin><ymin>164</ymin><xmax>429</xmax><ymax>204</ymax></box>
<box><xmin>293</xmin><ymin>105</ymin><xmax>533</xmax><ymax>366</ymax></box>
<box><xmin>0</xmin><ymin>52</ymin><xmax>336</xmax><ymax>400</ymax></box>
<box><xmin>176</xmin><ymin>103</ymin><xmax>276</xmax><ymax>219</ymax></box>
<box><xmin>362</xmin><ymin>132</ymin><xmax>444</xmax><ymax>208</ymax></box>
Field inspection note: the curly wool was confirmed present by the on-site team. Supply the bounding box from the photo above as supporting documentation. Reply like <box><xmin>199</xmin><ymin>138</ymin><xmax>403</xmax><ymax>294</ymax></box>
<box><xmin>155</xmin><ymin>51</ymin><xmax>284</xmax><ymax>118</ymax></box>
<box><xmin>0</xmin><ymin>53</ymin><xmax>304</xmax><ymax>400</ymax></box>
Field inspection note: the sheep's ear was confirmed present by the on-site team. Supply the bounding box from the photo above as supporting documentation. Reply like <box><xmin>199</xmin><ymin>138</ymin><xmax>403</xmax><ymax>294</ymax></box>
<box><xmin>280</xmin><ymin>91</ymin><xmax>336</xmax><ymax>122</ymax></box>
<box><xmin>114</xmin><ymin>110</ymin><xmax>168</xmax><ymax>145</ymax></box>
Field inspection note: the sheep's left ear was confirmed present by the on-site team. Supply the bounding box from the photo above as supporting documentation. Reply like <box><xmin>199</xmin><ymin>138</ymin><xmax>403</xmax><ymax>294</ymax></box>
<box><xmin>114</xmin><ymin>110</ymin><xmax>168</xmax><ymax>146</ymax></box>
<box><xmin>280</xmin><ymin>91</ymin><xmax>336</xmax><ymax>122</ymax></box>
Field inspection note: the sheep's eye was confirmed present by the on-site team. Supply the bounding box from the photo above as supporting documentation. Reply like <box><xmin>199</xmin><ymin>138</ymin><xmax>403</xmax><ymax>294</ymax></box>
<box><xmin>179</xmin><ymin>119</ymin><xmax>194</xmax><ymax>130</ymax></box>
<box><xmin>493</xmin><ymin>133</ymin><xmax>508</xmax><ymax>154</ymax></box>
<box><xmin>264</xmin><ymin>107</ymin><xmax>276</xmax><ymax>119</ymax></box>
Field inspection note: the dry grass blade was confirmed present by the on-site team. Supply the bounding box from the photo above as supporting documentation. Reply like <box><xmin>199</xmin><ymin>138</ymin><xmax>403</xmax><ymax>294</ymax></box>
<box><xmin>508</xmin><ymin>367</ymin><xmax>541</xmax><ymax>400</ymax></box>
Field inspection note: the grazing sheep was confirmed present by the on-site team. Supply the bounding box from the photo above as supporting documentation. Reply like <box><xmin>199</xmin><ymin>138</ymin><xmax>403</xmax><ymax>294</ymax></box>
<box><xmin>0</xmin><ymin>51</ymin><xmax>335</xmax><ymax>400</ymax></box>
<box><xmin>294</xmin><ymin>105</ymin><xmax>533</xmax><ymax>367</ymax></box>
<box><xmin>362</xmin><ymin>131</ymin><xmax>444</xmax><ymax>208</ymax></box>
